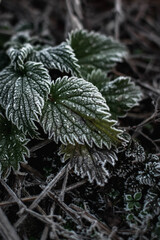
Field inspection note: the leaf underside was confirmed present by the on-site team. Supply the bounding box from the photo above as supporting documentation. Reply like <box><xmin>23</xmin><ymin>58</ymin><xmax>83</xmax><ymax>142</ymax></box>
<box><xmin>0</xmin><ymin>114</ymin><xmax>29</xmax><ymax>177</ymax></box>
<box><xmin>68</xmin><ymin>29</ymin><xmax>127</xmax><ymax>78</ymax></box>
<box><xmin>87</xmin><ymin>70</ymin><xmax>142</xmax><ymax>119</ymax></box>
<box><xmin>41</xmin><ymin>76</ymin><xmax>123</xmax><ymax>148</ymax></box>
<box><xmin>31</xmin><ymin>42</ymin><xmax>80</xmax><ymax>76</ymax></box>
<box><xmin>59</xmin><ymin>143</ymin><xmax>118</xmax><ymax>186</ymax></box>
<box><xmin>0</xmin><ymin>61</ymin><xmax>51</xmax><ymax>136</ymax></box>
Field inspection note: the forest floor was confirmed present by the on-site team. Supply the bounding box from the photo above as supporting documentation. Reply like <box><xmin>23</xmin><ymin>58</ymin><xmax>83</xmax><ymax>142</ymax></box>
<box><xmin>0</xmin><ymin>0</ymin><xmax>160</xmax><ymax>239</ymax></box>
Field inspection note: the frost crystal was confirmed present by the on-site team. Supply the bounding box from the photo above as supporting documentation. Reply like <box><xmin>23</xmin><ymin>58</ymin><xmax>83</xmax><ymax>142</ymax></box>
<box><xmin>0</xmin><ymin>61</ymin><xmax>51</xmax><ymax>135</ymax></box>
<box><xmin>7</xmin><ymin>43</ymin><xmax>33</xmax><ymax>71</ymax></box>
<box><xmin>88</xmin><ymin>71</ymin><xmax>142</xmax><ymax>119</ymax></box>
<box><xmin>41</xmin><ymin>76</ymin><xmax>124</xmax><ymax>148</ymax></box>
<box><xmin>59</xmin><ymin>144</ymin><xmax>118</xmax><ymax>186</ymax></box>
<box><xmin>31</xmin><ymin>42</ymin><xmax>80</xmax><ymax>76</ymax></box>
<box><xmin>68</xmin><ymin>29</ymin><xmax>127</xmax><ymax>77</ymax></box>
<box><xmin>0</xmin><ymin>114</ymin><xmax>29</xmax><ymax>177</ymax></box>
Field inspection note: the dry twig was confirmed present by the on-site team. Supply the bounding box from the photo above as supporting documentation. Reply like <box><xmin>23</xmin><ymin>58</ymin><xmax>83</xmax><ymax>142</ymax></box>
<box><xmin>0</xmin><ymin>207</ymin><xmax>21</xmax><ymax>240</ymax></box>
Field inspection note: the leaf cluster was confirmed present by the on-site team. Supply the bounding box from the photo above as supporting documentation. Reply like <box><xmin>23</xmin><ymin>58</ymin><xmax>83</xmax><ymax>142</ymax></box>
<box><xmin>0</xmin><ymin>21</ymin><xmax>159</xmax><ymax>240</ymax></box>
<box><xmin>101</xmin><ymin>140</ymin><xmax>160</xmax><ymax>239</ymax></box>
<box><xmin>0</xmin><ymin>29</ymin><xmax>141</xmax><ymax>184</ymax></box>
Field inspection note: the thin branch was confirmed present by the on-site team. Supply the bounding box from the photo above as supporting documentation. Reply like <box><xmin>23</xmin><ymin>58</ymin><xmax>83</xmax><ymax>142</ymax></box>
<box><xmin>70</xmin><ymin>204</ymin><xmax>120</xmax><ymax>240</ymax></box>
<box><xmin>0</xmin><ymin>207</ymin><xmax>21</xmax><ymax>240</ymax></box>
<box><xmin>0</xmin><ymin>179</ymin><xmax>87</xmax><ymax>208</ymax></box>
<box><xmin>40</xmin><ymin>226</ymin><xmax>49</xmax><ymax>240</ymax></box>
<box><xmin>62</xmin><ymin>179</ymin><xmax>87</xmax><ymax>192</ymax></box>
<box><xmin>14</xmin><ymin>164</ymin><xmax>68</xmax><ymax>228</ymax></box>
<box><xmin>135</xmin><ymin>79</ymin><xmax>160</xmax><ymax>95</ymax></box>
<box><xmin>0</xmin><ymin>196</ymin><xmax>37</xmax><ymax>207</ymax></box>
<box><xmin>138</xmin><ymin>130</ymin><xmax>160</xmax><ymax>152</ymax></box>
<box><xmin>133</xmin><ymin>96</ymin><xmax>160</xmax><ymax>130</ymax></box>
<box><xmin>65</xmin><ymin>0</ymin><xmax>83</xmax><ymax>35</ymax></box>
<box><xmin>115</xmin><ymin>0</ymin><xmax>122</xmax><ymax>39</ymax></box>
<box><xmin>0</xmin><ymin>180</ymin><xmax>54</xmax><ymax>227</ymax></box>
<box><xmin>46</xmin><ymin>190</ymin><xmax>81</xmax><ymax>225</ymax></box>
<box><xmin>0</xmin><ymin>179</ymin><xmax>27</xmax><ymax>210</ymax></box>
<box><xmin>59</xmin><ymin>166</ymin><xmax>69</xmax><ymax>201</ymax></box>
<box><xmin>29</xmin><ymin>139</ymin><xmax>53</xmax><ymax>154</ymax></box>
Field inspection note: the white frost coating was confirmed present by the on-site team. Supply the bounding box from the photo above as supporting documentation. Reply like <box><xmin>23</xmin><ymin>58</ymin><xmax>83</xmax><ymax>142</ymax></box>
<box><xmin>41</xmin><ymin>76</ymin><xmax>123</xmax><ymax>148</ymax></box>
<box><xmin>68</xmin><ymin>29</ymin><xmax>127</xmax><ymax>77</ymax></box>
<box><xmin>0</xmin><ymin>115</ymin><xmax>29</xmax><ymax>178</ymax></box>
<box><xmin>7</xmin><ymin>43</ymin><xmax>33</xmax><ymax>71</ymax></box>
<box><xmin>88</xmin><ymin>71</ymin><xmax>142</xmax><ymax>119</ymax></box>
<box><xmin>59</xmin><ymin>144</ymin><xmax>118</xmax><ymax>186</ymax></box>
<box><xmin>32</xmin><ymin>42</ymin><xmax>80</xmax><ymax>76</ymax></box>
<box><xmin>0</xmin><ymin>61</ymin><xmax>51</xmax><ymax>136</ymax></box>
<box><xmin>136</xmin><ymin>156</ymin><xmax>160</xmax><ymax>187</ymax></box>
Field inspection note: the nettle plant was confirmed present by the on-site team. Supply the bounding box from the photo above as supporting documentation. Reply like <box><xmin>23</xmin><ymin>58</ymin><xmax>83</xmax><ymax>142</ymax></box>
<box><xmin>0</xmin><ymin>29</ymin><xmax>141</xmax><ymax>184</ymax></box>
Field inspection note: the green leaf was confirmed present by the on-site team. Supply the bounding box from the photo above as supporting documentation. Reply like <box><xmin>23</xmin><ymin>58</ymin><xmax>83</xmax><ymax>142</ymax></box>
<box><xmin>125</xmin><ymin>141</ymin><xmax>146</xmax><ymax>163</ymax></box>
<box><xmin>68</xmin><ymin>29</ymin><xmax>127</xmax><ymax>78</ymax></box>
<box><xmin>6</xmin><ymin>31</ymin><xmax>31</xmax><ymax>47</ymax></box>
<box><xmin>59</xmin><ymin>144</ymin><xmax>118</xmax><ymax>186</ymax></box>
<box><xmin>7</xmin><ymin>43</ymin><xmax>33</xmax><ymax>71</ymax></box>
<box><xmin>127</xmin><ymin>202</ymin><xmax>134</xmax><ymax>210</ymax></box>
<box><xmin>0</xmin><ymin>114</ymin><xmax>29</xmax><ymax>178</ymax></box>
<box><xmin>126</xmin><ymin>213</ymin><xmax>134</xmax><ymax>221</ymax></box>
<box><xmin>88</xmin><ymin>71</ymin><xmax>142</xmax><ymax>119</ymax></box>
<box><xmin>125</xmin><ymin>194</ymin><xmax>133</xmax><ymax>202</ymax></box>
<box><xmin>134</xmin><ymin>202</ymin><xmax>141</xmax><ymax>209</ymax></box>
<box><xmin>41</xmin><ymin>76</ymin><xmax>124</xmax><ymax>148</ymax></box>
<box><xmin>31</xmin><ymin>42</ymin><xmax>80</xmax><ymax>76</ymax></box>
<box><xmin>134</xmin><ymin>192</ymin><xmax>142</xmax><ymax>201</ymax></box>
<box><xmin>87</xmin><ymin>69</ymin><xmax>108</xmax><ymax>90</ymax></box>
<box><xmin>0</xmin><ymin>61</ymin><xmax>51</xmax><ymax>136</ymax></box>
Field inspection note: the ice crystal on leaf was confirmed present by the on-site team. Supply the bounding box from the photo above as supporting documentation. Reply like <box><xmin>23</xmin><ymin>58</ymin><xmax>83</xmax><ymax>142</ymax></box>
<box><xmin>0</xmin><ymin>61</ymin><xmax>51</xmax><ymax>136</ymax></box>
<box><xmin>136</xmin><ymin>154</ymin><xmax>160</xmax><ymax>186</ymax></box>
<box><xmin>0</xmin><ymin>113</ymin><xmax>29</xmax><ymax>177</ymax></box>
<box><xmin>68</xmin><ymin>29</ymin><xmax>127</xmax><ymax>78</ymax></box>
<box><xmin>0</xmin><ymin>29</ymin><xmax>143</xmax><ymax>185</ymax></box>
<box><xmin>143</xmin><ymin>187</ymin><xmax>160</xmax><ymax>216</ymax></box>
<box><xmin>59</xmin><ymin>143</ymin><xmax>118</xmax><ymax>186</ymax></box>
<box><xmin>7</xmin><ymin>43</ymin><xmax>33</xmax><ymax>71</ymax></box>
<box><xmin>112</xmin><ymin>141</ymin><xmax>146</xmax><ymax>179</ymax></box>
<box><xmin>41</xmin><ymin>76</ymin><xmax>124</xmax><ymax>148</ymax></box>
<box><xmin>125</xmin><ymin>141</ymin><xmax>146</xmax><ymax>162</ymax></box>
<box><xmin>31</xmin><ymin>42</ymin><xmax>80</xmax><ymax>76</ymax></box>
<box><xmin>87</xmin><ymin>70</ymin><xmax>142</xmax><ymax>119</ymax></box>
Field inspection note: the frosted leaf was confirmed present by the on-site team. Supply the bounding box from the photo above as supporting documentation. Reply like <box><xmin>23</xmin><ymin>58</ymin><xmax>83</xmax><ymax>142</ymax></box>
<box><xmin>68</xmin><ymin>29</ymin><xmax>127</xmax><ymax>78</ymax></box>
<box><xmin>112</xmin><ymin>141</ymin><xmax>145</xmax><ymax>178</ymax></box>
<box><xmin>0</xmin><ymin>114</ymin><xmax>29</xmax><ymax>178</ymax></box>
<box><xmin>125</xmin><ymin>141</ymin><xmax>146</xmax><ymax>162</ymax></box>
<box><xmin>7</xmin><ymin>31</ymin><xmax>30</xmax><ymax>46</ymax></box>
<box><xmin>87</xmin><ymin>69</ymin><xmax>109</xmax><ymax>90</ymax></box>
<box><xmin>0</xmin><ymin>61</ymin><xmax>51</xmax><ymax>136</ymax></box>
<box><xmin>144</xmin><ymin>188</ymin><xmax>160</xmax><ymax>216</ymax></box>
<box><xmin>113</xmin><ymin>158</ymin><xmax>135</xmax><ymax>178</ymax></box>
<box><xmin>136</xmin><ymin>172</ymin><xmax>155</xmax><ymax>187</ymax></box>
<box><xmin>41</xmin><ymin>76</ymin><xmax>124</xmax><ymax>149</ymax></box>
<box><xmin>7</xmin><ymin>43</ymin><xmax>33</xmax><ymax>71</ymax></box>
<box><xmin>31</xmin><ymin>42</ymin><xmax>80</xmax><ymax>76</ymax></box>
<box><xmin>124</xmin><ymin>176</ymin><xmax>143</xmax><ymax>193</ymax></box>
<box><xmin>88</xmin><ymin>71</ymin><xmax>142</xmax><ymax>119</ymax></box>
<box><xmin>136</xmin><ymin>154</ymin><xmax>160</xmax><ymax>186</ymax></box>
<box><xmin>59</xmin><ymin>144</ymin><xmax>118</xmax><ymax>186</ymax></box>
